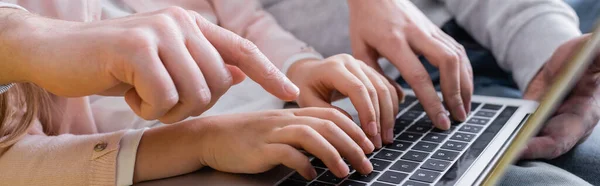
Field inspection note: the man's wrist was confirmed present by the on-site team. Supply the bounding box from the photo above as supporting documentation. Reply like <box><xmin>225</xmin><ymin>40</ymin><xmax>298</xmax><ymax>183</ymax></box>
<box><xmin>0</xmin><ymin>8</ymin><xmax>38</xmax><ymax>84</ymax></box>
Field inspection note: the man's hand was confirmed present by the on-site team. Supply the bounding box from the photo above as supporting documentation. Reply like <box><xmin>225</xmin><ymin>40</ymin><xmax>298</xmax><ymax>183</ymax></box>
<box><xmin>522</xmin><ymin>34</ymin><xmax>600</xmax><ymax>159</ymax></box>
<box><xmin>347</xmin><ymin>0</ymin><xmax>473</xmax><ymax>130</ymax></box>
<box><xmin>1</xmin><ymin>7</ymin><xmax>299</xmax><ymax>124</ymax></box>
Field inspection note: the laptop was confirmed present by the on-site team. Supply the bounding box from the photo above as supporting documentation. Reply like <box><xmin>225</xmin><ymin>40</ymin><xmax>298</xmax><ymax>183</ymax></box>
<box><xmin>137</xmin><ymin>25</ymin><xmax>600</xmax><ymax>186</ymax></box>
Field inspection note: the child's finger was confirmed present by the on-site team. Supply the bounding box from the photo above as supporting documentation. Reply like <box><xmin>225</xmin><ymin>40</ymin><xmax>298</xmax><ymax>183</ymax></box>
<box><xmin>323</xmin><ymin>64</ymin><xmax>378</xmax><ymax>138</ymax></box>
<box><xmin>267</xmin><ymin>125</ymin><xmax>349</xmax><ymax>177</ymax></box>
<box><xmin>362</xmin><ymin>65</ymin><xmax>396</xmax><ymax>144</ymax></box>
<box><xmin>292</xmin><ymin>107</ymin><xmax>375</xmax><ymax>154</ymax></box>
<box><xmin>265</xmin><ymin>144</ymin><xmax>316</xmax><ymax>180</ymax></box>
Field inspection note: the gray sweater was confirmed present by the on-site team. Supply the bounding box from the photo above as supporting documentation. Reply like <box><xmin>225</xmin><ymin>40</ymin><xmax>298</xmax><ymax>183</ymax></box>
<box><xmin>261</xmin><ymin>0</ymin><xmax>582</xmax><ymax>91</ymax></box>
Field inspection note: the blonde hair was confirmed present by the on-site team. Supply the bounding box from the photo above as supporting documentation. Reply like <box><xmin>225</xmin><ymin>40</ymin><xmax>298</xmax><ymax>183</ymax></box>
<box><xmin>0</xmin><ymin>83</ymin><xmax>52</xmax><ymax>148</ymax></box>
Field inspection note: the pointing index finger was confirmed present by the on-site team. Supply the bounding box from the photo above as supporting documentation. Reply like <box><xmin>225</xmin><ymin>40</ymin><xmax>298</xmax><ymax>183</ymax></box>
<box><xmin>192</xmin><ymin>13</ymin><xmax>299</xmax><ymax>101</ymax></box>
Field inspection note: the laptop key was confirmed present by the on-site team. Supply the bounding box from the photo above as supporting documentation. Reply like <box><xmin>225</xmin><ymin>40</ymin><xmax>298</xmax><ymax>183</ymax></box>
<box><xmin>308</xmin><ymin>181</ymin><xmax>334</xmax><ymax>186</ymax></box>
<box><xmin>393</xmin><ymin>126</ymin><xmax>404</xmax><ymax>135</ymax></box>
<box><xmin>400</xmin><ymin>111</ymin><xmax>423</xmax><ymax>120</ymax></box>
<box><xmin>410</xmin><ymin>104</ymin><xmax>425</xmax><ymax>112</ymax></box>
<box><xmin>339</xmin><ymin>180</ymin><xmax>366</xmax><ymax>186</ymax></box>
<box><xmin>390</xmin><ymin>160</ymin><xmax>419</xmax><ymax>172</ymax></box>
<box><xmin>403</xmin><ymin>180</ymin><xmax>430</xmax><ymax>186</ymax></box>
<box><xmin>290</xmin><ymin>170</ymin><xmax>321</xmax><ymax>182</ymax></box>
<box><xmin>414</xmin><ymin>117</ymin><xmax>433</xmax><ymax>126</ymax></box>
<box><xmin>387</xmin><ymin>140</ymin><xmax>412</xmax><ymax>151</ymax></box>
<box><xmin>278</xmin><ymin>179</ymin><xmax>307</xmax><ymax>186</ymax></box>
<box><xmin>396</xmin><ymin>119</ymin><xmax>413</xmax><ymax>128</ymax></box>
<box><xmin>401</xmin><ymin>151</ymin><xmax>428</xmax><ymax>162</ymax></box>
<box><xmin>410</xmin><ymin>169</ymin><xmax>441</xmax><ymax>183</ymax></box>
<box><xmin>475</xmin><ymin>110</ymin><xmax>496</xmax><ymax>118</ymax></box>
<box><xmin>470</xmin><ymin>102</ymin><xmax>481</xmax><ymax>111</ymax></box>
<box><xmin>482</xmin><ymin>104</ymin><xmax>502</xmax><ymax>110</ymax></box>
<box><xmin>467</xmin><ymin>117</ymin><xmax>489</xmax><ymax>125</ymax></box>
<box><xmin>399</xmin><ymin>96</ymin><xmax>417</xmax><ymax>107</ymax></box>
<box><xmin>441</xmin><ymin>140</ymin><xmax>468</xmax><ymax>151</ymax></box>
<box><xmin>349</xmin><ymin>171</ymin><xmax>380</xmax><ymax>182</ymax></box>
<box><xmin>451</xmin><ymin>132</ymin><xmax>475</xmax><ymax>142</ymax></box>
<box><xmin>397</xmin><ymin>132</ymin><xmax>423</xmax><ymax>142</ymax></box>
<box><xmin>311</xmin><ymin>159</ymin><xmax>327</xmax><ymax>168</ymax></box>
<box><xmin>421</xmin><ymin>159</ymin><xmax>451</xmax><ymax>172</ymax></box>
<box><xmin>459</xmin><ymin>124</ymin><xmax>483</xmax><ymax>134</ymax></box>
<box><xmin>431</xmin><ymin>150</ymin><xmax>460</xmax><ymax>161</ymax></box>
<box><xmin>411</xmin><ymin>141</ymin><xmax>438</xmax><ymax>152</ymax></box>
<box><xmin>378</xmin><ymin>171</ymin><xmax>409</xmax><ymax>184</ymax></box>
<box><xmin>375</xmin><ymin>149</ymin><xmax>402</xmax><ymax>161</ymax></box>
<box><xmin>371</xmin><ymin>159</ymin><xmax>392</xmax><ymax>171</ymax></box>
<box><xmin>406</xmin><ymin>125</ymin><xmax>432</xmax><ymax>133</ymax></box>
<box><xmin>373</xmin><ymin>182</ymin><xmax>395</xmax><ymax>186</ymax></box>
<box><xmin>317</xmin><ymin>171</ymin><xmax>345</xmax><ymax>184</ymax></box>
<box><xmin>422</xmin><ymin>133</ymin><xmax>448</xmax><ymax>143</ymax></box>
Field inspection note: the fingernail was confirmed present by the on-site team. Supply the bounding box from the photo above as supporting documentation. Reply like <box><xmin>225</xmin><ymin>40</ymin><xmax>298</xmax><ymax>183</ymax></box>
<box><xmin>456</xmin><ymin>104</ymin><xmax>467</xmax><ymax>121</ymax></box>
<box><xmin>283</xmin><ymin>80</ymin><xmax>300</xmax><ymax>97</ymax></box>
<box><xmin>386</xmin><ymin>128</ymin><xmax>394</xmax><ymax>143</ymax></box>
<box><xmin>337</xmin><ymin>159</ymin><xmax>349</xmax><ymax>176</ymax></box>
<box><xmin>373</xmin><ymin>133</ymin><xmax>383</xmax><ymax>149</ymax></box>
<box><xmin>362</xmin><ymin>157</ymin><xmax>373</xmax><ymax>173</ymax></box>
<box><xmin>362</xmin><ymin>137</ymin><xmax>375</xmax><ymax>153</ymax></box>
<box><xmin>309</xmin><ymin>168</ymin><xmax>318</xmax><ymax>179</ymax></box>
<box><xmin>437</xmin><ymin>112</ymin><xmax>451</xmax><ymax>130</ymax></box>
<box><xmin>366</xmin><ymin>121</ymin><xmax>378</xmax><ymax>137</ymax></box>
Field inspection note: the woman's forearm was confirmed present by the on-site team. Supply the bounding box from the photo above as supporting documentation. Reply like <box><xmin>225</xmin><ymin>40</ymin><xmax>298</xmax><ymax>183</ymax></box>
<box><xmin>133</xmin><ymin>120</ymin><xmax>208</xmax><ymax>183</ymax></box>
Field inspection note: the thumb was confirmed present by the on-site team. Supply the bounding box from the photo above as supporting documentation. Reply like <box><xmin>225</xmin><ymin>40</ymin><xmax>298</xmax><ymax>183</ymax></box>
<box><xmin>226</xmin><ymin>65</ymin><xmax>246</xmax><ymax>85</ymax></box>
<box><xmin>192</xmin><ymin>13</ymin><xmax>299</xmax><ymax>101</ymax></box>
<box><xmin>520</xmin><ymin>136</ymin><xmax>556</xmax><ymax>160</ymax></box>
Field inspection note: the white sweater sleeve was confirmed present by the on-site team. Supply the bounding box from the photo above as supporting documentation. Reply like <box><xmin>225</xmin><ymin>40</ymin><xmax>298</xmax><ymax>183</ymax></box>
<box><xmin>438</xmin><ymin>0</ymin><xmax>582</xmax><ymax>91</ymax></box>
<box><xmin>0</xmin><ymin>2</ymin><xmax>26</xmax><ymax>11</ymax></box>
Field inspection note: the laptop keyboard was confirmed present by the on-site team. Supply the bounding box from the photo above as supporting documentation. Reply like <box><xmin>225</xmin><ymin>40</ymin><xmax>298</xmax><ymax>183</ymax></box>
<box><xmin>277</xmin><ymin>95</ymin><xmax>519</xmax><ymax>186</ymax></box>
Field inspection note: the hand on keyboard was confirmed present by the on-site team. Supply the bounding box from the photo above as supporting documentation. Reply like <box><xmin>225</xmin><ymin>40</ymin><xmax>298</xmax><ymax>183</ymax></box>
<box><xmin>193</xmin><ymin>108</ymin><xmax>375</xmax><ymax>180</ymax></box>
<box><xmin>287</xmin><ymin>54</ymin><xmax>401</xmax><ymax>147</ymax></box>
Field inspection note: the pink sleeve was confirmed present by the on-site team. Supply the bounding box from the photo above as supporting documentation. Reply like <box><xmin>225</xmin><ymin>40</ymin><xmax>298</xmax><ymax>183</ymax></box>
<box><xmin>0</xmin><ymin>129</ymin><xmax>127</xmax><ymax>185</ymax></box>
<box><xmin>209</xmin><ymin>0</ymin><xmax>322</xmax><ymax>71</ymax></box>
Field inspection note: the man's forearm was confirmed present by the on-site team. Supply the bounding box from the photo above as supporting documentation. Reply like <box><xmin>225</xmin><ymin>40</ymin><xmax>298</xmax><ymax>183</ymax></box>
<box><xmin>0</xmin><ymin>8</ymin><xmax>35</xmax><ymax>84</ymax></box>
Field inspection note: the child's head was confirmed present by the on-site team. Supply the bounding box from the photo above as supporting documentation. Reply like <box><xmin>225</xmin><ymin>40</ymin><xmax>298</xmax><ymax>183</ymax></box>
<box><xmin>0</xmin><ymin>83</ymin><xmax>52</xmax><ymax>147</ymax></box>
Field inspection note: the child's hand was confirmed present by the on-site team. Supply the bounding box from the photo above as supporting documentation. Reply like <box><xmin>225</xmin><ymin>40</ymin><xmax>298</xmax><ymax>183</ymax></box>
<box><xmin>287</xmin><ymin>54</ymin><xmax>400</xmax><ymax>148</ymax></box>
<box><xmin>197</xmin><ymin>108</ymin><xmax>374</xmax><ymax>179</ymax></box>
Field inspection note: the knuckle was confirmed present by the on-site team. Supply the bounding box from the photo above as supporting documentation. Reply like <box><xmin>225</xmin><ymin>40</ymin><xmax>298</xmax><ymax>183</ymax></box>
<box><xmin>152</xmin><ymin>13</ymin><xmax>174</xmax><ymax>28</ymax></box>
<box><xmin>295</xmin><ymin>125</ymin><xmax>316</xmax><ymax>139</ymax></box>
<box><xmin>163</xmin><ymin>6</ymin><xmax>189</xmax><ymax>20</ymax></box>
<box><xmin>386</xmin><ymin>31</ymin><xmax>406</xmax><ymax>45</ymax></box>
<box><xmin>366</xmin><ymin>86</ymin><xmax>377</xmax><ymax>96</ymax></box>
<box><xmin>262</xmin><ymin>65</ymin><xmax>283</xmax><ymax>82</ymax></box>
<box><xmin>159</xmin><ymin>92</ymin><xmax>179</xmax><ymax>110</ymax></box>
<box><xmin>439</xmin><ymin>50</ymin><xmax>460</xmax><ymax>65</ymax></box>
<box><xmin>322</xmin><ymin>108</ymin><xmax>343</xmax><ymax>119</ymax></box>
<box><xmin>121</xmin><ymin>29</ymin><xmax>154</xmax><ymax>51</ymax></box>
<box><xmin>238</xmin><ymin>38</ymin><xmax>261</xmax><ymax>57</ymax></box>
<box><xmin>318</xmin><ymin>120</ymin><xmax>338</xmax><ymax>134</ymax></box>
<box><xmin>456</xmin><ymin>44</ymin><xmax>466</xmax><ymax>53</ymax></box>
<box><xmin>411</xmin><ymin>73</ymin><xmax>431</xmax><ymax>84</ymax></box>
<box><xmin>374</xmin><ymin>82</ymin><xmax>389</xmax><ymax>94</ymax></box>
<box><xmin>349</xmin><ymin>81</ymin><xmax>367</xmax><ymax>94</ymax></box>
<box><xmin>335</xmin><ymin>53</ymin><xmax>355</xmax><ymax>62</ymax></box>
<box><xmin>549</xmin><ymin>147</ymin><xmax>564</xmax><ymax>159</ymax></box>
